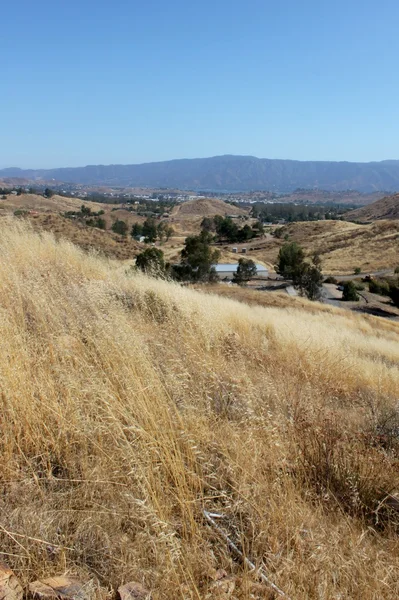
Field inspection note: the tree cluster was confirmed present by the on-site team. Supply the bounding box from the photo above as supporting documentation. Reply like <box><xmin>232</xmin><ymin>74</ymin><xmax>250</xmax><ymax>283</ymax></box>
<box><xmin>64</xmin><ymin>205</ymin><xmax>106</xmax><ymax>230</ymax></box>
<box><xmin>201</xmin><ymin>215</ymin><xmax>263</xmax><ymax>243</ymax></box>
<box><xmin>131</xmin><ymin>218</ymin><xmax>174</xmax><ymax>243</ymax></box>
<box><xmin>252</xmin><ymin>202</ymin><xmax>346</xmax><ymax>224</ymax></box>
<box><xmin>134</xmin><ymin>231</ymin><xmax>221</xmax><ymax>283</ymax></box>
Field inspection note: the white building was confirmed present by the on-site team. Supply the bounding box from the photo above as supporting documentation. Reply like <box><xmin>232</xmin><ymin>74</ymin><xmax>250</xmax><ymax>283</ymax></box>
<box><xmin>213</xmin><ymin>263</ymin><xmax>268</xmax><ymax>280</ymax></box>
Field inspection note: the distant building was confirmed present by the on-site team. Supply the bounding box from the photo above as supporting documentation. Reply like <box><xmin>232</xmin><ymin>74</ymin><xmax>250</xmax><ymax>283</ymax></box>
<box><xmin>212</xmin><ymin>263</ymin><xmax>268</xmax><ymax>280</ymax></box>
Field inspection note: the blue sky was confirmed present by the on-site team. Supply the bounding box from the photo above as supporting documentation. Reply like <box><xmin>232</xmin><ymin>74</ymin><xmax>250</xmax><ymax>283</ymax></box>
<box><xmin>1</xmin><ymin>0</ymin><xmax>399</xmax><ymax>168</ymax></box>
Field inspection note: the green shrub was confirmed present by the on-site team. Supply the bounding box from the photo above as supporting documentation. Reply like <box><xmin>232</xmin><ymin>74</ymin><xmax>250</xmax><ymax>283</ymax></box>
<box><xmin>111</xmin><ymin>220</ymin><xmax>128</xmax><ymax>236</ymax></box>
<box><xmin>342</xmin><ymin>281</ymin><xmax>359</xmax><ymax>301</ymax></box>
<box><xmin>324</xmin><ymin>276</ymin><xmax>338</xmax><ymax>284</ymax></box>
<box><xmin>369</xmin><ymin>279</ymin><xmax>390</xmax><ymax>296</ymax></box>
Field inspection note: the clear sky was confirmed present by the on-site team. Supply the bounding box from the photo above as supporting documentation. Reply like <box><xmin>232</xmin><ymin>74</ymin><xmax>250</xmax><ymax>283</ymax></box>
<box><xmin>2</xmin><ymin>0</ymin><xmax>399</xmax><ymax>168</ymax></box>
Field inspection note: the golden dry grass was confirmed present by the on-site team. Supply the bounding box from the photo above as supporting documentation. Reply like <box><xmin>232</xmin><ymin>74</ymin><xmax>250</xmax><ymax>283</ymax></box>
<box><xmin>283</xmin><ymin>219</ymin><xmax>399</xmax><ymax>273</ymax></box>
<box><xmin>0</xmin><ymin>193</ymin><xmax>107</xmax><ymax>214</ymax></box>
<box><xmin>1</xmin><ymin>219</ymin><xmax>399</xmax><ymax>598</ymax></box>
<box><xmin>234</xmin><ymin>220</ymin><xmax>399</xmax><ymax>274</ymax></box>
<box><xmin>24</xmin><ymin>214</ymin><xmax>142</xmax><ymax>261</ymax></box>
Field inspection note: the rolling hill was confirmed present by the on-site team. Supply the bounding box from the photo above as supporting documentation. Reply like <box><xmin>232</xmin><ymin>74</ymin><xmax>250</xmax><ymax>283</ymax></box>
<box><xmin>171</xmin><ymin>197</ymin><xmax>247</xmax><ymax>218</ymax></box>
<box><xmin>2</xmin><ymin>155</ymin><xmax>399</xmax><ymax>192</ymax></box>
<box><xmin>1</xmin><ymin>219</ymin><xmax>399</xmax><ymax>598</ymax></box>
<box><xmin>345</xmin><ymin>193</ymin><xmax>399</xmax><ymax>222</ymax></box>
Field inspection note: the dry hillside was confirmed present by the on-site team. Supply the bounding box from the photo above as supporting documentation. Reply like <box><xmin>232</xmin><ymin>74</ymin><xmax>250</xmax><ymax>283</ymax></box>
<box><xmin>171</xmin><ymin>197</ymin><xmax>247</xmax><ymax>218</ymax></box>
<box><xmin>235</xmin><ymin>220</ymin><xmax>399</xmax><ymax>274</ymax></box>
<box><xmin>345</xmin><ymin>193</ymin><xmax>399</xmax><ymax>222</ymax></box>
<box><xmin>0</xmin><ymin>194</ymin><xmax>146</xmax><ymax>260</ymax></box>
<box><xmin>28</xmin><ymin>213</ymin><xmax>142</xmax><ymax>260</ymax></box>
<box><xmin>1</xmin><ymin>219</ymin><xmax>399</xmax><ymax>598</ymax></box>
<box><xmin>0</xmin><ymin>193</ymin><xmax>105</xmax><ymax>214</ymax></box>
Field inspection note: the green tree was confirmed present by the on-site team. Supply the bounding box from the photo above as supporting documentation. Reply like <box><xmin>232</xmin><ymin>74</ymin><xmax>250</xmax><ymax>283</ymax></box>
<box><xmin>135</xmin><ymin>247</ymin><xmax>165</xmax><ymax>275</ymax></box>
<box><xmin>275</xmin><ymin>242</ymin><xmax>306</xmax><ymax>283</ymax></box>
<box><xmin>95</xmin><ymin>217</ymin><xmax>106</xmax><ymax>230</ymax></box>
<box><xmin>111</xmin><ymin>220</ymin><xmax>128</xmax><ymax>236</ymax></box>
<box><xmin>236</xmin><ymin>224</ymin><xmax>254</xmax><ymax>242</ymax></box>
<box><xmin>157</xmin><ymin>221</ymin><xmax>174</xmax><ymax>243</ymax></box>
<box><xmin>81</xmin><ymin>204</ymin><xmax>91</xmax><ymax>215</ymax></box>
<box><xmin>44</xmin><ymin>188</ymin><xmax>54</xmax><ymax>198</ymax></box>
<box><xmin>200</xmin><ymin>217</ymin><xmax>215</xmax><ymax>232</ymax></box>
<box><xmin>354</xmin><ymin>267</ymin><xmax>361</xmax><ymax>275</ymax></box>
<box><xmin>276</xmin><ymin>242</ymin><xmax>323</xmax><ymax>300</ymax></box>
<box><xmin>342</xmin><ymin>281</ymin><xmax>359</xmax><ymax>301</ymax></box>
<box><xmin>299</xmin><ymin>264</ymin><xmax>324</xmax><ymax>300</ymax></box>
<box><xmin>214</xmin><ymin>216</ymin><xmax>239</xmax><ymax>242</ymax></box>
<box><xmin>164</xmin><ymin>225</ymin><xmax>174</xmax><ymax>241</ymax></box>
<box><xmin>142</xmin><ymin>218</ymin><xmax>157</xmax><ymax>243</ymax></box>
<box><xmin>252</xmin><ymin>221</ymin><xmax>265</xmax><ymax>235</ymax></box>
<box><xmin>233</xmin><ymin>258</ymin><xmax>257</xmax><ymax>286</ymax></box>
<box><xmin>131</xmin><ymin>222</ymin><xmax>143</xmax><ymax>238</ymax></box>
<box><xmin>177</xmin><ymin>231</ymin><xmax>220</xmax><ymax>281</ymax></box>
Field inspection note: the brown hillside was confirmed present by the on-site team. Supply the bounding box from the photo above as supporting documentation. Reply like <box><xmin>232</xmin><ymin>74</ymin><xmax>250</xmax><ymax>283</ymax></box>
<box><xmin>0</xmin><ymin>193</ymin><xmax>106</xmax><ymax>213</ymax></box>
<box><xmin>226</xmin><ymin>220</ymin><xmax>399</xmax><ymax>274</ymax></box>
<box><xmin>27</xmin><ymin>214</ymin><xmax>142</xmax><ymax>260</ymax></box>
<box><xmin>345</xmin><ymin>193</ymin><xmax>399</xmax><ymax>222</ymax></box>
<box><xmin>171</xmin><ymin>197</ymin><xmax>247</xmax><ymax>218</ymax></box>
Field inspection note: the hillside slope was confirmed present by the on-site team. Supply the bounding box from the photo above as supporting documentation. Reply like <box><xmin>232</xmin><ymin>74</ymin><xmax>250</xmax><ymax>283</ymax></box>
<box><xmin>281</xmin><ymin>219</ymin><xmax>399</xmax><ymax>273</ymax></box>
<box><xmin>1</xmin><ymin>220</ymin><xmax>399</xmax><ymax>598</ymax></box>
<box><xmin>219</xmin><ymin>220</ymin><xmax>399</xmax><ymax>274</ymax></box>
<box><xmin>3</xmin><ymin>155</ymin><xmax>399</xmax><ymax>191</ymax></box>
<box><xmin>346</xmin><ymin>193</ymin><xmax>399</xmax><ymax>222</ymax></box>
<box><xmin>171</xmin><ymin>197</ymin><xmax>246</xmax><ymax>218</ymax></box>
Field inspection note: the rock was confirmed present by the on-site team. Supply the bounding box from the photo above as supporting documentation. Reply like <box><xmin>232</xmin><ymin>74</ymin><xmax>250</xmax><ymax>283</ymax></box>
<box><xmin>0</xmin><ymin>563</ymin><xmax>23</xmax><ymax>600</ymax></box>
<box><xmin>29</xmin><ymin>577</ymin><xmax>89</xmax><ymax>600</ymax></box>
<box><xmin>117</xmin><ymin>582</ymin><xmax>150</xmax><ymax>600</ymax></box>
<box><xmin>205</xmin><ymin>574</ymin><xmax>236</xmax><ymax>599</ymax></box>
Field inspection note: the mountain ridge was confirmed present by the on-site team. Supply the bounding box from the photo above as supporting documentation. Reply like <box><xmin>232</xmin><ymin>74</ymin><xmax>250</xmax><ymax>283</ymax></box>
<box><xmin>2</xmin><ymin>155</ymin><xmax>399</xmax><ymax>192</ymax></box>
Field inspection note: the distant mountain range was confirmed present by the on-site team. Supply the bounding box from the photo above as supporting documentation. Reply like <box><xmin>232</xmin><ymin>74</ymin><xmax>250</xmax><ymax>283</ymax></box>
<box><xmin>2</xmin><ymin>155</ymin><xmax>399</xmax><ymax>192</ymax></box>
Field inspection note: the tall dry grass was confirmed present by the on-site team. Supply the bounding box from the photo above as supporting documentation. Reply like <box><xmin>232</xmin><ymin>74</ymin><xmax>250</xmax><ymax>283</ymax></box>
<box><xmin>1</xmin><ymin>219</ymin><xmax>399</xmax><ymax>598</ymax></box>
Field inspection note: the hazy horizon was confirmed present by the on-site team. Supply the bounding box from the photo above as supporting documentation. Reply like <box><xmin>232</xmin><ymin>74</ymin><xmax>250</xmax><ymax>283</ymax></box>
<box><xmin>1</xmin><ymin>154</ymin><xmax>399</xmax><ymax>172</ymax></box>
